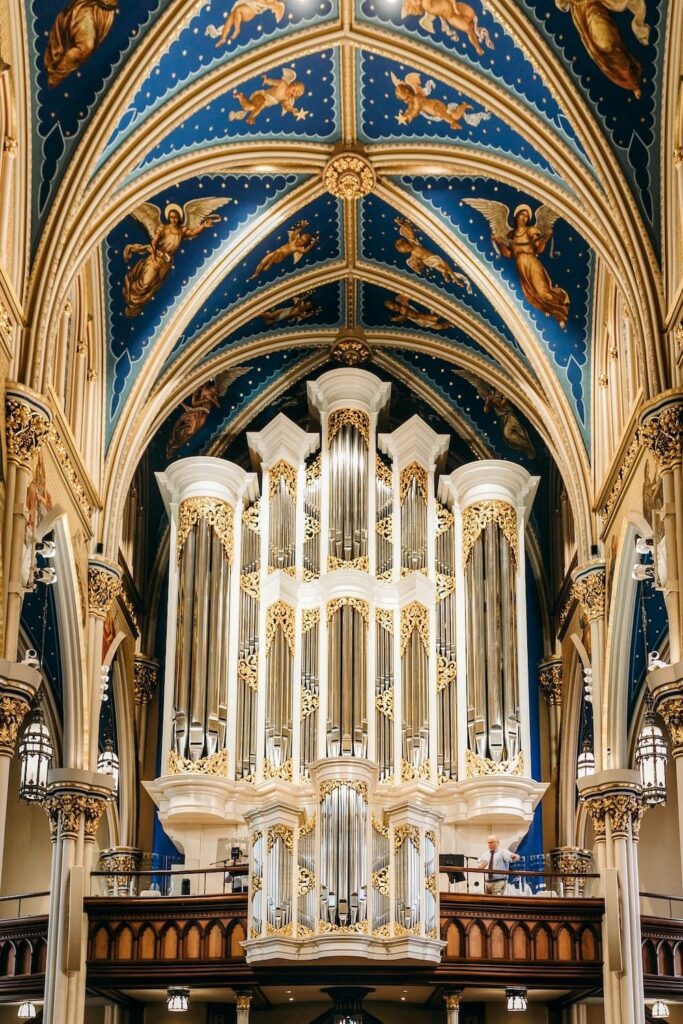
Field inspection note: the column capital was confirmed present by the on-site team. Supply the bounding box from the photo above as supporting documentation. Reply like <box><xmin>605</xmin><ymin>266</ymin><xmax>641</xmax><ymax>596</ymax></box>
<box><xmin>133</xmin><ymin>654</ymin><xmax>159</xmax><ymax>706</ymax></box>
<box><xmin>235</xmin><ymin>992</ymin><xmax>253</xmax><ymax>1011</ymax></box>
<box><xmin>647</xmin><ymin>661</ymin><xmax>683</xmax><ymax>754</ymax></box>
<box><xmin>5</xmin><ymin>385</ymin><xmax>52</xmax><ymax>470</ymax></box>
<box><xmin>444</xmin><ymin>990</ymin><xmax>463</xmax><ymax>1010</ymax></box>
<box><xmin>99</xmin><ymin>847</ymin><xmax>142</xmax><ymax>894</ymax></box>
<box><xmin>572</xmin><ymin>561</ymin><xmax>606</xmax><ymax>622</ymax></box>
<box><xmin>43</xmin><ymin>769</ymin><xmax>113</xmax><ymax>841</ymax></box>
<box><xmin>577</xmin><ymin>770</ymin><xmax>643</xmax><ymax>840</ymax></box>
<box><xmin>0</xmin><ymin>659</ymin><xmax>42</xmax><ymax>755</ymax></box>
<box><xmin>538</xmin><ymin>658</ymin><xmax>563</xmax><ymax>706</ymax></box>
<box><xmin>87</xmin><ymin>558</ymin><xmax>122</xmax><ymax>620</ymax></box>
<box><xmin>640</xmin><ymin>388</ymin><xmax>683</xmax><ymax>472</ymax></box>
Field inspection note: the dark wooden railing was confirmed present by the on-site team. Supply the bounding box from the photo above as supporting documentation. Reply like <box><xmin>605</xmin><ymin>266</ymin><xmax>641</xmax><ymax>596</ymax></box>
<box><xmin>641</xmin><ymin>914</ymin><xmax>683</xmax><ymax>993</ymax></box>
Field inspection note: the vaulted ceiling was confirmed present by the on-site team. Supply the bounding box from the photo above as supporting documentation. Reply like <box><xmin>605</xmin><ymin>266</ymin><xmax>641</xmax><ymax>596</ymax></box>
<box><xmin>23</xmin><ymin>0</ymin><xmax>671</xmax><ymax>556</ymax></box>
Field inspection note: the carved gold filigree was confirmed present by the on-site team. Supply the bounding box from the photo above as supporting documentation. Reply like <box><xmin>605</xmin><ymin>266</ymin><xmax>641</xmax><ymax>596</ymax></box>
<box><xmin>599</xmin><ymin>429</ymin><xmax>640</xmax><ymax>523</ymax></box>
<box><xmin>133</xmin><ymin>656</ymin><xmax>159</xmax><ymax>706</ymax></box>
<box><xmin>119</xmin><ymin>586</ymin><xmax>140</xmax><ymax>636</ymax></box>
<box><xmin>268</xmin><ymin>564</ymin><xmax>296</xmax><ymax>577</ymax></box>
<box><xmin>296</xmin><ymin>923</ymin><xmax>314</xmax><ymax>938</ymax></box>
<box><xmin>445</xmin><ymin>993</ymin><xmax>462</xmax><ymax>1011</ymax></box>
<box><xmin>372</xmin><ymin>867</ymin><xmax>390</xmax><ymax>895</ymax></box>
<box><xmin>319</xmin><ymin>779</ymin><xmax>368</xmax><ymax>800</ymax></box>
<box><xmin>298</xmin><ymin>866</ymin><xmax>315</xmax><ymax>895</ymax></box>
<box><xmin>242</xmin><ymin>499</ymin><xmax>260</xmax><ymax>532</ymax></box>
<box><xmin>375</xmin><ymin>515</ymin><xmax>393</xmax><ymax>539</ymax></box>
<box><xmin>465</xmin><ymin>749</ymin><xmax>524</xmax><ymax>777</ymax></box>
<box><xmin>177</xmin><ymin>497</ymin><xmax>233</xmax><ymax>564</ymax></box>
<box><xmin>377</xmin><ymin>569</ymin><xmax>393</xmax><ymax>581</ymax></box>
<box><xmin>462</xmin><ymin>501</ymin><xmax>518</xmax><ymax>565</ymax></box>
<box><xmin>267</xmin><ymin>824</ymin><xmax>294</xmax><ymax>851</ymax></box>
<box><xmin>328</xmin><ymin>408</ymin><xmax>370</xmax><ymax>446</ymax></box>
<box><xmin>238</xmin><ymin>653</ymin><xmax>258</xmax><ymax>691</ymax></box>
<box><xmin>240</xmin><ymin>571</ymin><xmax>260</xmax><ymax>600</ymax></box>
<box><xmin>44</xmin><ymin>793</ymin><xmax>108</xmax><ymax>842</ymax></box>
<box><xmin>394</xmin><ymin>922</ymin><xmax>421</xmax><ymax>937</ymax></box>
<box><xmin>88</xmin><ymin>564</ymin><xmax>122</xmax><ymax>619</ymax></box>
<box><xmin>323</xmin><ymin>151</ymin><xmax>376</xmax><ymax>200</ymax></box>
<box><xmin>100</xmin><ymin>849</ymin><xmax>142</xmax><ymax>894</ymax></box>
<box><xmin>0</xmin><ymin>302</ymin><xmax>11</xmax><ymax>347</ymax></box>
<box><xmin>401</xmin><ymin>758</ymin><xmax>432</xmax><ymax>783</ymax></box>
<box><xmin>400</xmin><ymin>602</ymin><xmax>429</xmax><ymax>656</ymax></box>
<box><xmin>47</xmin><ymin>423</ymin><xmax>94</xmax><ymax>520</ymax></box>
<box><xmin>306</xmin><ymin>456</ymin><xmax>321</xmax><ymax>482</ymax></box>
<box><xmin>436</xmin><ymin>574</ymin><xmax>456</xmax><ymax>601</ymax></box>
<box><xmin>327</xmin><ymin>596</ymin><xmax>369</xmax><ymax>623</ymax></box>
<box><xmin>400</xmin><ymin>462</ymin><xmax>428</xmax><ymax>504</ymax></box>
<box><xmin>302</xmin><ymin>608</ymin><xmax>319</xmax><ymax>633</ymax></box>
<box><xmin>0</xmin><ymin>695</ymin><xmax>31</xmax><ymax>754</ymax></box>
<box><xmin>304</xmin><ymin>515</ymin><xmax>320</xmax><ymax>539</ymax></box>
<box><xmin>318</xmin><ymin>919</ymin><xmax>369</xmax><ymax>934</ymax></box>
<box><xmin>425</xmin><ymin>873</ymin><xmax>437</xmax><ymax>896</ymax></box>
<box><xmin>327</xmin><ymin>554</ymin><xmax>370</xmax><ymax>572</ymax></box>
<box><xmin>250</xmin><ymin>874</ymin><xmax>262</xmax><ymax>897</ymax></box>
<box><xmin>437</xmin><ymin>657</ymin><xmax>456</xmax><ymax>692</ymax></box>
<box><xmin>372</xmin><ymin>924</ymin><xmax>391</xmax><ymax>938</ymax></box>
<box><xmin>436</xmin><ymin>501</ymin><xmax>455</xmax><ymax>535</ymax></box>
<box><xmin>301</xmin><ymin>687</ymin><xmax>319</xmax><ymax>718</ymax></box>
<box><xmin>572</xmin><ymin>568</ymin><xmax>606</xmax><ymax>622</ymax></box>
<box><xmin>538</xmin><ymin>660</ymin><xmax>563</xmax><ymax>706</ymax></box>
<box><xmin>236</xmin><ymin>994</ymin><xmax>253</xmax><ymax>1011</ymax></box>
<box><xmin>375</xmin><ymin>688</ymin><xmax>394</xmax><ymax>719</ymax></box>
<box><xmin>263</xmin><ymin>757</ymin><xmax>293</xmax><ymax>782</ymax></box>
<box><xmin>376</xmin><ymin>455</ymin><xmax>392</xmax><ymax>486</ymax></box>
<box><xmin>303</xmin><ymin>568</ymin><xmax>320</xmax><ymax>582</ymax></box>
<box><xmin>299</xmin><ymin>815</ymin><xmax>316</xmax><ymax>837</ymax></box>
<box><xmin>266</xmin><ymin>601</ymin><xmax>295</xmax><ymax>655</ymax></box>
<box><xmin>332</xmin><ymin>336</ymin><xmax>372</xmax><ymax>366</ymax></box>
<box><xmin>167</xmin><ymin>749</ymin><xmax>228</xmax><ymax>776</ymax></box>
<box><xmin>394</xmin><ymin>824</ymin><xmax>420</xmax><ymax>852</ymax></box>
<box><xmin>375</xmin><ymin>608</ymin><xmax>394</xmax><ymax>633</ymax></box>
<box><xmin>5</xmin><ymin>396</ymin><xmax>50</xmax><ymax>469</ymax></box>
<box><xmin>251</xmin><ymin>830</ymin><xmax>262</xmax><ymax>847</ymax></box>
<box><xmin>269</xmin><ymin>459</ymin><xmax>297</xmax><ymax>500</ymax></box>
<box><xmin>582</xmin><ymin>792</ymin><xmax>643</xmax><ymax>840</ymax></box>
<box><xmin>655</xmin><ymin>694</ymin><xmax>683</xmax><ymax>753</ymax></box>
<box><xmin>426</xmin><ymin>830</ymin><xmax>436</xmax><ymax>845</ymax></box>
<box><xmin>373</xmin><ymin>815</ymin><xmax>389</xmax><ymax>837</ymax></box>
<box><xmin>640</xmin><ymin>400</ymin><xmax>683</xmax><ymax>471</ymax></box>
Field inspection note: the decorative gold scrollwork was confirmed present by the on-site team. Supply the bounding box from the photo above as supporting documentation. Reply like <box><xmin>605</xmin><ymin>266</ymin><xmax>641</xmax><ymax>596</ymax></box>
<box><xmin>372</xmin><ymin>867</ymin><xmax>390</xmax><ymax>895</ymax></box>
<box><xmin>5</xmin><ymin>396</ymin><xmax>51</xmax><ymax>469</ymax></box>
<box><xmin>298</xmin><ymin>866</ymin><xmax>316</xmax><ymax>895</ymax></box>
<box><xmin>301</xmin><ymin>687</ymin><xmax>319</xmax><ymax>717</ymax></box>
<box><xmin>400</xmin><ymin>462</ymin><xmax>429</xmax><ymax>504</ymax></box>
<box><xmin>269</xmin><ymin>459</ymin><xmax>297</xmax><ymax>500</ymax></box>
<box><xmin>437</xmin><ymin>656</ymin><xmax>456</xmax><ymax>692</ymax></box>
<box><xmin>376</xmin><ymin>455</ymin><xmax>392</xmax><ymax>486</ymax></box>
<box><xmin>302</xmin><ymin>608</ymin><xmax>319</xmax><ymax>632</ymax></box>
<box><xmin>571</xmin><ymin>567</ymin><xmax>606</xmax><ymax>622</ymax></box>
<box><xmin>242</xmin><ymin>498</ymin><xmax>261</xmax><ymax>532</ymax></box>
<box><xmin>263</xmin><ymin>758</ymin><xmax>293</xmax><ymax>782</ymax></box>
<box><xmin>375</xmin><ymin>608</ymin><xmax>394</xmax><ymax>633</ymax></box>
<box><xmin>401</xmin><ymin>758</ymin><xmax>432</xmax><ymax>782</ymax></box>
<box><xmin>319</xmin><ymin>779</ymin><xmax>368</xmax><ymax>800</ymax></box>
<box><xmin>328</xmin><ymin>408</ymin><xmax>370</xmax><ymax>446</ymax></box>
<box><xmin>88</xmin><ymin>562</ymin><xmax>122</xmax><ymax>619</ymax></box>
<box><xmin>177</xmin><ymin>497</ymin><xmax>233</xmax><ymax>564</ymax></box>
<box><xmin>372</xmin><ymin>815</ymin><xmax>389</xmax><ymax>836</ymax></box>
<box><xmin>375</xmin><ymin>515</ymin><xmax>393</xmax><ymax>539</ymax></box>
<box><xmin>327</xmin><ymin>596</ymin><xmax>369</xmax><ymax>623</ymax></box>
<box><xmin>465</xmin><ymin>749</ymin><xmax>524</xmax><ymax>777</ymax></box>
<box><xmin>436</xmin><ymin>574</ymin><xmax>456</xmax><ymax>601</ymax></box>
<box><xmin>240</xmin><ymin>571</ymin><xmax>260</xmax><ymax>600</ymax></box>
<box><xmin>304</xmin><ymin>515</ymin><xmax>320</xmax><ymax>539</ymax></box>
<box><xmin>167</xmin><ymin>749</ymin><xmax>228</xmax><ymax>776</ymax></box>
<box><xmin>394</xmin><ymin>824</ymin><xmax>420</xmax><ymax>852</ymax></box>
<box><xmin>375</xmin><ymin>688</ymin><xmax>394</xmax><ymax>720</ymax></box>
<box><xmin>238</xmin><ymin>653</ymin><xmax>258</xmax><ymax>691</ymax></box>
<box><xmin>400</xmin><ymin>602</ymin><xmax>429</xmax><ymax>656</ymax></box>
<box><xmin>462</xmin><ymin>500</ymin><xmax>518</xmax><ymax>565</ymax></box>
<box><xmin>266</xmin><ymin>601</ymin><xmax>295</xmax><ymax>655</ymax></box>
<box><xmin>435</xmin><ymin>502</ymin><xmax>454</xmax><ymax>535</ymax></box>
<box><xmin>306</xmin><ymin>456</ymin><xmax>321</xmax><ymax>482</ymax></box>
<box><xmin>327</xmin><ymin>554</ymin><xmax>370</xmax><ymax>572</ymax></box>
<box><xmin>299</xmin><ymin>815</ymin><xmax>316</xmax><ymax>837</ymax></box>
<box><xmin>267</xmin><ymin>823</ymin><xmax>294</xmax><ymax>851</ymax></box>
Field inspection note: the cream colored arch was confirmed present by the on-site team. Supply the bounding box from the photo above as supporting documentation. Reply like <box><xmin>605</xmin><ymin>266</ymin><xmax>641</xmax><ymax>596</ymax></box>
<box><xmin>558</xmin><ymin>646</ymin><xmax>585</xmax><ymax>847</ymax></box>
<box><xmin>661</xmin><ymin>0</ymin><xmax>683</xmax><ymax>323</ymax></box>
<box><xmin>1</xmin><ymin>0</ymin><xmax>31</xmax><ymax>307</ymax></box>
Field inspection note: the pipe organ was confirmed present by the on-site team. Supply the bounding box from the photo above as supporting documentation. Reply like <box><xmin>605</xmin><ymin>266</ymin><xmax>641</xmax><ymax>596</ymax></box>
<box><xmin>154</xmin><ymin>369</ymin><xmax>541</xmax><ymax>963</ymax></box>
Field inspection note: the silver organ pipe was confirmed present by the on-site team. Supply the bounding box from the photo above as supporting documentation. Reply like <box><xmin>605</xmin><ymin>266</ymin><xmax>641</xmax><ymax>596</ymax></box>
<box><xmin>400</xmin><ymin>604</ymin><xmax>430</xmax><ymax>776</ymax></box>
<box><xmin>326</xmin><ymin>600</ymin><xmax>368</xmax><ymax>758</ymax></box>
<box><xmin>375</xmin><ymin>455</ymin><xmax>393</xmax><ymax>578</ymax></box>
<box><xmin>300</xmin><ymin>610</ymin><xmax>319</xmax><ymax>778</ymax></box>
<box><xmin>375</xmin><ymin>610</ymin><xmax>394</xmax><ymax>780</ymax></box>
<box><xmin>319</xmin><ymin>781</ymin><xmax>368</xmax><ymax>927</ymax></box>
<box><xmin>268</xmin><ymin>462</ymin><xmax>297</xmax><ymax>571</ymax></box>
<box><xmin>264</xmin><ymin>603</ymin><xmax>294</xmax><ymax>774</ymax></box>
<box><xmin>436</xmin><ymin>503</ymin><xmax>457</xmax><ymax>780</ymax></box>
<box><xmin>303</xmin><ymin>456</ymin><xmax>321</xmax><ymax>578</ymax></box>
<box><xmin>236</xmin><ymin>499</ymin><xmax>260</xmax><ymax>779</ymax></box>
<box><xmin>327</xmin><ymin>414</ymin><xmax>369</xmax><ymax>568</ymax></box>
<box><xmin>400</xmin><ymin>465</ymin><xmax>428</xmax><ymax>573</ymax></box>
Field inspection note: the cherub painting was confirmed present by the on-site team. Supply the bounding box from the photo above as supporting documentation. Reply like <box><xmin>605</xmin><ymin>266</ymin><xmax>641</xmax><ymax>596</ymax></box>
<box><xmin>250</xmin><ymin>220</ymin><xmax>319</xmax><ymax>279</ymax></box>
<box><xmin>555</xmin><ymin>0</ymin><xmax>650</xmax><ymax>97</ymax></box>
<box><xmin>43</xmin><ymin>0</ymin><xmax>118</xmax><ymax>87</ymax></box>
<box><xmin>205</xmin><ymin>0</ymin><xmax>286</xmax><ymax>45</ymax></box>
<box><xmin>385</xmin><ymin>293</ymin><xmax>454</xmax><ymax>331</ymax></box>
<box><xmin>230</xmin><ymin>69</ymin><xmax>308</xmax><ymax>125</ymax></box>
<box><xmin>395</xmin><ymin>217</ymin><xmax>471</xmax><ymax>291</ymax></box>
<box><xmin>391</xmin><ymin>72</ymin><xmax>490</xmax><ymax>130</ymax></box>
<box><xmin>456</xmin><ymin>370</ymin><xmax>537</xmax><ymax>459</ymax></box>
<box><xmin>262</xmin><ymin>291</ymin><xmax>320</xmax><ymax>326</ymax></box>
<box><xmin>122</xmin><ymin>198</ymin><xmax>229</xmax><ymax>318</ymax></box>
<box><xmin>399</xmin><ymin>0</ymin><xmax>493</xmax><ymax>54</ymax></box>
<box><xmin>463</xmin><ymin>199</ymin><xmax>570</xmax><ymax>327</ymax></box>
<box><xmin>166</xmin><ymin>369</ymin><xmax>251</xmax><ymax>458</ymax></box>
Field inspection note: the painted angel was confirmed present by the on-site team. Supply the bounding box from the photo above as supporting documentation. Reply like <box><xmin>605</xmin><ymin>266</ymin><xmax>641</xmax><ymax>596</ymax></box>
<box><xmin>166</xmin><ymin>369</ymin><xmax>252</xmax><ymax>458</ymax></box>
<box><xmin>44</xmin><ymin>0</ymin><xmax>118</xmax><ymax>87</ymax></box>
<box><xmin>463</xmin><ymin>199</ymin><xmax>570</xmax><ymax>327</ymax></box>
<box><xmin>262</xmin><ymin>291</ymin><xmax>320</xmax><ymax>326</ymax></box>
<box><xmin>230</xmin><ymin>69</ymin><xmax>308</xmax><ymax>125</ymax></box>
<box><xmin>555</xmin><ymin>0</ymin><xmax>650</xmax><ymax>97</ymax></box>
<box><xmin>250</xmin><ymin>220</ymin><xmax>319</xmax><ymax>280</ymax></box>
<box><xmin>385</xmin><ymin>293</ymin><xmax>454</xmax><ymax>331</ymax></box>
<box><xmin>390</xmin><ymin>72</ymin><xmax>490</xmax><ymax>130</ymax></box>
<box><xmin>399</xmin><ymin>0</ymin><xmax>493</xmax><ymax>54</ymax></box>
<box><xmin>395</xmin><ymin>217</ymin><xmax>471</xmax><ymax>290</ymax></box>
<box><xmin>456</xmin><ymin>369</ymin><xmax>537</xmax><ymax>460</ymax></box>
<box><xmin>122</xmin><ymin>198</ymin><xmax>230</xmax><ymax>318</ymax></box>
<box><xmin>205</xmin><ymin>0</ymin><xmax>286</xmax><ymax>45</ymax></box>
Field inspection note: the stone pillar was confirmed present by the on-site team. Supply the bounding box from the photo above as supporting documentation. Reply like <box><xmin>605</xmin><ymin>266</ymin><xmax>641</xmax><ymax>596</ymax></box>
<box><xmin>2</xmin><ymin>386</ymin><xmax>51</xmax><ymax>659</ymax></box>
<box><xmin>647</xmin><ymin>662</ymin><xmax>683</xmax><ymax>889</ymax></box>
<box><xmin>550</xmin><ymin>846</ymin><xmax>592</xmax><ymax>896</ymax></box>
<box><xmin>99</xmin><ymin>847</ymin><xmax>142</xmax><ymax>896</ymax></box>
<box><xmin>572</xmin><ymin>562</ymin><xmax>606</xmax><ymax>770</ymax></box>
<box><xmin>578</xmin><ymin>770</ymin><xmax>644</xmax><ymax>1024</ymax></box>
<box><xmin>444</xmin><ymin>990</ymin><xmax>462</xmax><ymax>1024</ymax></box>
<box><xmin>133</xmin><ymin>654</ymin><xmax>159</xmax><ymax>765</ymax></box>
<box><xmin>0</xmin><ymin>658</ymin><xmax>41</xmax><ymax>882</ymax></box>
<box><xmin>538</xmin><ymin>657</ymin><xmax>563</xmax><ymax>772</ymax></box>
<box><xmin>42</xmin><ymin>770</ymin><xmax>113</xmax><ymax>1024</ymax></box>
<box><xmin>86</xmin><ymin>559</ymin><xmax>122</xmax><ymax>769</ymax></box>
<box><xmin>640</xmin><ymin>390</ymin><xmax>683</xmax><ymax>664</ymax></box>
<box><xmin>235</xmin><ymin>992</ymin><xmax>253</xmax><ymax>1024</ymax></box>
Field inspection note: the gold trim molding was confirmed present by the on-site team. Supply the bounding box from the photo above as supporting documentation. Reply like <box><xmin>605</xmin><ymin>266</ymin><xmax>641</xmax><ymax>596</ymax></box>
<box><xmin>177</xmin><ymin>497</ymin><xmax>233</xmax><ymax>564</ymax></box>
<box><xmin>462</xmin><ymin>500</ymin><xmax>518</xmax><ymax>565</ymax></box>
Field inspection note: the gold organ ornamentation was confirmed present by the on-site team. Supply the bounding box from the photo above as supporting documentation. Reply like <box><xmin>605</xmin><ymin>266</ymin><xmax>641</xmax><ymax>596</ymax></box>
<box><xmin>267</xmin><ymin>824</ymin><xmax>295</xmax><ymax>850</ymax></box>
<box><xmin>265</xmin><ymin>601</ymin><xmax>296</xmax><ymax>655</ymax></box>
<box><xmin>268</xmin><ymin>459</ymin><xmax>297</xmax><ymax>499</ymax></box>
<box><xmin>465</xmin><ymin>749</ymin><xmax>524</xmax><ymax>777</ymax></box>
<box><xmin>327</xmin><ymin>408</ymin><xmax>370</xmax><ymax>446</ymax></box>
<box><xmin>167</xmin><ymin>749</ymin><xmax>229</xmax><ymax>776</ymax></box>
<box><xmin>400</xmin><ymin>602</ymin><xmax>430</xmax><ymax>656</ymax></box>
<box><xmin>462</xmin><ymin>500</ymin><xmax>518</xmax><ymax>565</ymax></box>
<box><xmin>177</xmin><ymin>496</ymin><xmax>233</xmax><ymax>563</ymax></box>
<box><xmin>399</xmin><ymin>462</ymin><xmax>429</xmax><ymax>504</ymax></box>
<box><xmin>327</xmin><ymin>596</ymin><xmax>369</xmax><ymax>623</ymax></box>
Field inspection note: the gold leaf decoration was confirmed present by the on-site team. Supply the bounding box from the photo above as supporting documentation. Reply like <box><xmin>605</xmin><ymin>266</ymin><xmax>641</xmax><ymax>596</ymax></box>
<box><xmin>269</xmin><ymin>459</ymin><xmax>297</xmax><ymax>500</ymax></box>
<box><xmin>327</xmin><ymin>596</ymin><xmax>369</xmax><ymax>623</ymax></box>
<box><xmin>167</xmin><ymin>749</ymin><xmax>228</xmax><ymax>776</ymax></box>
<box><xmin>375</xmin><ymin>608</ymin><xmax>394</xmax><ymax>633</ymax></box>
<box><xmin>435</xmin><ymin>501</ymin><xmax>454</xmax><ymax>535</ymax></box>
<box><xmin>266</xmin><ymin>601</ymin><xmax>295</xmax><ymax>655</ymax></box>
<box><xmin>400</xmin><ymin>462</ymin><xmax>428</xmax><ymax>504</ymax></box>
<box><xmin>437</xmin><ymin>656</ymin><xmax>457</xmax><ymax>692</ymax></box>
<box><xmin>177</xmin><ymin>497</ymin><xmax>233</xmax><ymax>564</ymax></box>
<box><xmin>465</xmin><ymin>749</ymin><xmax>524</xmax><ymax>777</ymax></box>
<box><xmin>375</xmin><ymin>688</ymin><xmax>394</xmax><ymax>720</ymax></box>
<box><xmin>462</xmin><ymin>500</ymin><xmax>518</xmax><ymax>566</ymax></box>
<box><xmin>328</xmin><ymin>408</ymin><xmax>370</xmax><ymax>446</ymax></box>
<box><xmin>267</xmin><ymin>823</ymin><xmax>294</xmax><ymax>851</ymax></box>
<box><xmin>327</xmin><ymin>554</ymin><xmax>370</xmax><ymax>572</ymax></box>
<box><xmin>400</xmin><ymin>602</ymin><xmax>429</xmax><ymax>656</ymax></box>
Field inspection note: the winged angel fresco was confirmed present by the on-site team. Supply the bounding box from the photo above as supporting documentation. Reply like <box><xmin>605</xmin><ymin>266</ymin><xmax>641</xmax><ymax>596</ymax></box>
<box><xmin>122</xmin><ymin>198</ymin><xmax>230</xmax><ymax>318</ymax></box>
<box><xmin>455</xmin><ymin>370</ymin><xmax>537</xmax><ymax>460</ymax></box>
<box><xmin>167</xmin><ymin>370</ymin><xmax>252</xmax><ymax>458</ymax></box>
<box><xmin>556</xmin><ymin>0</ymin><xmax>650</xmax><ymax>97</ymax></box>
<box><xmin>43</xmin><ymin>0</ymin><xmax>118</xmax><ymax>87</ymax></box>
<box><xmin>463</xmin><ymin>199</ymin><xmax>569</xmax><ymax>327</ymax></box>
<box><xmin>206</xmin><ymin>0</ymin><xmax>286</xmax><ymax>45</ymax></box>
<box><xmin>230</xmin><ymin>69</ymin><xmax>308</xmax><ymax>125</ymax></box>
<box><xmin>399</xmin><ymin>0</ymin><xmax>493</xmax><ymax>55</ymax></box>
<box><xmin>391</xmin><ymin>72</ymin><xmax>490</xmax><ymax>131</ymax></box>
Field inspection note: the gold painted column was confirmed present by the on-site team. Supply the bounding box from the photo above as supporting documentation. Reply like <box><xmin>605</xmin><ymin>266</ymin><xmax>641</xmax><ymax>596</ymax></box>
<box><xmin>133</xmin><ymin>654</ymin><xmax>159</xmax><ymax>765</ymax></box>
<box><xmin>444</xmin><ymin>990</ymin><xmax>462</xmax><ymax>1024</ymax></box>
<box><xmin>42</xmin><ymin>772</ymin><xmax>112</xmax><ymax>1024</ymax></box>
<box><xmin>86</xmin><ymin>559</ymin><xmax>122</xmax><ymax>769</ymax></box>
<box><xmin>0</xmin><ymin>659</ymin><xmax>42</xmax><ymax>883</ymax></box>
<box><xmin>2</xmin><ymin>386</ymin><xmax>51</xmax><ymax>660</ymax></box>
<box><xmin>538</xmin><ymin>657</ymin><xmax>563</xmax><ymax>773</ymax></box>
<box><xmin>549</xmin><ymin>846</ymin><xmax>592</xmax><ymax>896</ymax></box>
<box><xmin>640</xmin><ymin>390</ymin><xmax>683</xmax><ymax>664</ymax></box>
<box><xmin>572</xmin><ymin>562</ymin><xmax>606</xmax><ymax>770</ymax></box>
<box><xmin>235</xmin><ymin>991</ymin><xmax>253</xmax><ymax>1024</ymax></box>
<box><xmin>578</xmin><ymin>772</ymin><xmax>644</xmax><ymax>1024</ymax></box>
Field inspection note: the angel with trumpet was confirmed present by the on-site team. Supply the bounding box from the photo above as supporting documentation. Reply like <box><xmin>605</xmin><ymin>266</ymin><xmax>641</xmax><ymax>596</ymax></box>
<box><xmin>122</xmin><ymin>197</ymin><xmax>230</xmax><ymax>318</ymax></box>
<box><xmin>463</xmin><ymin>198</ymin><xmax>570</xmax><ymax>327</ymax></box>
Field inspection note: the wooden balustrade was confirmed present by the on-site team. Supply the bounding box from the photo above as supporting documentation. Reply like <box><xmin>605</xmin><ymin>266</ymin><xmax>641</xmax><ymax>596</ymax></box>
<box><xmin>641</xmin><ymin>915</ymin><xmax>683</xmax><ymax>993</ymax></box>
<box><xmin>0</xmin><ymin>914</ymin><xmax>48</xmax><ymax>1000</ymax></box>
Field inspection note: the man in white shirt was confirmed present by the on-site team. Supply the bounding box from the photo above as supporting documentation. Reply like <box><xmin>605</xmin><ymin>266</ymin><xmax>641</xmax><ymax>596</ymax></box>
<box><xmin>478</xmin><ymin>835</ymin><xmax>520</xmax><ymax>895</ymax></box>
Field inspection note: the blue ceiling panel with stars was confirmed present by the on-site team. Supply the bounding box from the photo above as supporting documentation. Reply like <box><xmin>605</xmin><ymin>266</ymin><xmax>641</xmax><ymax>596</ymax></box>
<box><xmin>100</xmin><ymin>0</ymin><xmax>339</xmax><ymax>164</ymax></box>
<box><xmin>132</xmin><ymin>49</ymin><xmax>341</xmax><ymax>179</ymax></box>
<box><xmin>399</xmin><ymin>175</ymin><xmax>593</xmax><ymax>433</ymax></box>
<box><xmin>357</xmin><ymin>51</ymin><xmax>558</xmax><ymax>179</ymax></box>
<box><xmin>105</xmin><ymin>172</ymin><xmax>302</xmax><ymax>432</ymax></box>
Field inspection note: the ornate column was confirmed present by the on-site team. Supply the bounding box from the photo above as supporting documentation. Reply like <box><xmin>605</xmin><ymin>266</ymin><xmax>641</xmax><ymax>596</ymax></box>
<box><xmin>444</xmin><ymin>991</ymin><xmax>463</xmax><ymax>1024</ymax></box>
<box><xmin>538</xmin><ymin>657</ymin><xmax>563</xmax><ymax>773</ymax></box>
<box><xmin>86</xmin><ymin>559</ymin><xmax>122</xmax><ymax>769</ymax></box>
<box><xmin>640</xmin><ymin>389</ymin><xmax>683</xmax><ymax>663</ymax></box>
<box><xmin>647</xmin><ymin>662</ymin><xmax>683</xmax><ymax>888</ymax></box>
<box><xmin>42</xmin><ymin>770</ymin><xmax>112</xmax><ymax>1024</ymax></box>
<box><xmin>571</xmin><ymin>562</ymin><xmax>606</xmax><ymax>770</ymax></box>
<box><xmin>0</xmin><ymin>659</ymin><xmax>41</xmax><ymax>881</ymax></box>
<box><xmin>3</xmin><ymin>385</ymin><xmax>52</xmax><ymax>659</ymax></box>
<box><xmin>549</xmin><ymin>846</ymin><xmax>592</xmax><ymax>896</ymax></box>
<box><xmin>99</xmin><ymin>847</ymin><xmax>142</xmax><ymax>896</ymax></box>
<box><xmin>235</xmin><ymin>991</ymin><xmax>253</xmax><ymax>1024</ymax></box>
<box><xmin>578</xmin><ymin>771</ymin><xmax>644</xmax><ymax>1024</ymax></box>
<box><xmin>132</xmin><ymin>654</ymin><xmax>159</xmax><ymax>764</ymax></box>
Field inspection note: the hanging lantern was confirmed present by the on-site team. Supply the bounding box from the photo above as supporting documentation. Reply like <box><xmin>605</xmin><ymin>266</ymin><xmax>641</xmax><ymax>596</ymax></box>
<box><xmin>17</xmin><ymin>1003</ymin><xmax>37</xmax><ymax>1020</ymax></box>
<box><xmin>635</xmin><ymin>696</ymin><xmax>667</xmax><ymax>807</ymax></box>
<box><xmin>505</xmin><ymin>990</ymin><xmax>528</xmax><ymax>1012</ymax></box>
<box><xmin>577</xmin><ymin>740</ymin><xmax>595</xmax><ymax>779</ymax></box>
<box><xmin>651</xmin><ymin>1001</ymin><xmax>670</xmax><ymax>1019</ymax></box>
<box><xmin>97</xmin><ymin>738</ymin><xmax>119</xmax><ymax>798</ymax></box>
<box><xmin>167</xmin><ymin>988</ymin><xmax>190</xmax><ymax>1012</ymax></box>
<box><xmin>18</xmin><ymin>700</ymin><xmax>53</xmax><ymax>804</ymax></box>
